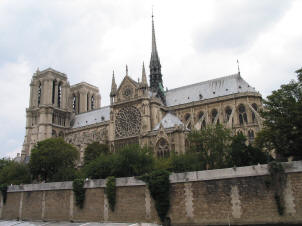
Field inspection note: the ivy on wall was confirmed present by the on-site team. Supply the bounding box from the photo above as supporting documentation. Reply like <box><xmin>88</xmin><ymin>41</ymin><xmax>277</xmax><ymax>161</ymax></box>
<box><xmin>105</xmin><ymin>176</ymin><xmax>116</xmax><ymax>211</ymax></box>
<box><xmin>72</xmin><ymin>179</ymin><xmax>86</xmax><ymax>209</ymax></box>
<box><xmin>0</xmin><ymin>184</ymin><xmax>8</xmax><ymax>204</ymax></box>
<box><xmin>267</xmin><ymin>161</ymin><xmax>287</xmax><ymax>215</ymax></box>
<box><xmin>140</xmin><ymin>169</ymin><xmax>171</xmax><ymax>224</ymax></box>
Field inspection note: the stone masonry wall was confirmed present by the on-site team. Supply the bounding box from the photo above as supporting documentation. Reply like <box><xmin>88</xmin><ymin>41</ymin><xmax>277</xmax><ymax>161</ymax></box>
<box><xmin>1</xmin><ymin>161</ymin><xmax>302</xmax><ymax>225</ymax></box>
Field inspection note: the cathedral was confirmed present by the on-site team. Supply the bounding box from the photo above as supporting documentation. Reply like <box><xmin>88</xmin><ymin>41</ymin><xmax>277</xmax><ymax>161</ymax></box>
<box><xmin>21</xmin><ymin>17</ymin><xmax>263</xmax><ymax>162</ymax></box>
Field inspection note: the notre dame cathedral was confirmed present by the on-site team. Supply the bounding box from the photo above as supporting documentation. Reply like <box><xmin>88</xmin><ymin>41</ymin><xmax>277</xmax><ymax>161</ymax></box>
<box><xmin>21</xmin><ymin>17</ymin><xmax>263</xmax><ymax>162</ymax></box>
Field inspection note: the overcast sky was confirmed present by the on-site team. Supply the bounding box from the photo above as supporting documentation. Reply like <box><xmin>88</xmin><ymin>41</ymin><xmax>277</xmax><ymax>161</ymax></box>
<box><xmin>1</xmin><ymin>0</ymin><xmax>301</xmax><ymax>158</ymax></box>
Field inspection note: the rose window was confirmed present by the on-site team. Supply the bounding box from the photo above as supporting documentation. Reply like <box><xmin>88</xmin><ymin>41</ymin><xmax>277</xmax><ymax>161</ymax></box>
<box><xmin>115</xmin><ymin>106</ymin><xmax>141</xmax><ymax>138</ymax></box>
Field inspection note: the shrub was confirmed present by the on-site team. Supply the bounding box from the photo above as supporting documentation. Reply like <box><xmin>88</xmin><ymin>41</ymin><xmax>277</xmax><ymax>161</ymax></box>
<box><xmin>72</xmin><ymin>178</ymin><xmax>86</xmax><ymax>209</ymax></box>
<box><xmin>105</xmin><ymin>176</ymin><xmax>116</xmax><ymax>211</ymax></box>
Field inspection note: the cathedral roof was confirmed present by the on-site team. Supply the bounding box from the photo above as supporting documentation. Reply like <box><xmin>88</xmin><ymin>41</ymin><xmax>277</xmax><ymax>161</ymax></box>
<box><xmin>72</xmin><ymin>106</ymin><xmax>110</xmax><ymax>128</ymax></box>
<box><xmin>165</xmin><ymin>73</ymin><xmax>258</xmax><ymax>107</ymax></box>
<box><xmin>154</xmin><ymin>113</ymin><xmax>184</xmax><ymax>130</ymax></box>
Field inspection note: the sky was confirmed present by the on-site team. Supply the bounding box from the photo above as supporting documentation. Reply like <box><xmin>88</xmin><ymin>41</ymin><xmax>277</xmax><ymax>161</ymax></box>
<box><xmin>0</xmin><ymin>0</ymin><xmax>302</xmax><ymax>158</ymax></box>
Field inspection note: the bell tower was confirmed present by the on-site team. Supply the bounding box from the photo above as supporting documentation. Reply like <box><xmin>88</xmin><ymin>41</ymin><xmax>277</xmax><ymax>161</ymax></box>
<box><xmin>21</xmin><ymin>68</ymin><xmax>72</xmax><ymax>160</ymax></box>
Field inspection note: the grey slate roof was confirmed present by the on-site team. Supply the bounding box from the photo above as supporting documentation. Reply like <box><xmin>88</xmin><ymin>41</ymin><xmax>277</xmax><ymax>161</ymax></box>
<box><xmin>165</xmin><ymin>73</ymin><xmax>257</xmax><ymax>107</ymax></box>
<box><xmin>72</xmin><ymin>106</ymin><xmax>110</xmax><ymax>129</ymax></box>
<box><xmin>154</xmin><ymin>113</ymin><xmax>184</xmax><ymax>130</ymax></box>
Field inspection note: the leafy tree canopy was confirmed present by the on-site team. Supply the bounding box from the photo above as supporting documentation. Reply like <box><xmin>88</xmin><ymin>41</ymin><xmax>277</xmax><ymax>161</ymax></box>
<box><xmin>29</xmin><ymin>138</ymin><xmax>79</xmax><ymax>182</ymax></box>
<box><xmin>84</xmin><ymin>144</ymin><xmax>154</xmax><ymax>179</ymax></box>
<box><xmin>84</xmin><ymin>142</ymin><xmax>109</xmax><ymax>166</ymax></box>
<box><xmin>0</xmin><ymin>161</ymin><xmax>31</xmax><ymax>185</ymax></box>
<box><xmin>228</xmin><ymin>133</ymin><xmax>268</xmax><ymax>167</ymax></box>
<box><xmin>256</xmin><ymin>68</ymin><xmax>302</xmax><ymax>160</ymax></box>
<box><xmin>188</xmin><ymin>124</ymin><xmax>232</xmax><ymax>169</ymax></box>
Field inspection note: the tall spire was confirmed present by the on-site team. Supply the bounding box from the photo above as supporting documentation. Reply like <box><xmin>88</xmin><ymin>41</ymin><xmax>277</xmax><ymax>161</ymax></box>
<box><xmin>149</xmin><ymin>11</ymin><xmax>165</xmax><ymax>105</ymax></box>
<box><xmin>150</xmin><ymin>13</ymin><xmax>160</xmax><ymax>67</ymax></box>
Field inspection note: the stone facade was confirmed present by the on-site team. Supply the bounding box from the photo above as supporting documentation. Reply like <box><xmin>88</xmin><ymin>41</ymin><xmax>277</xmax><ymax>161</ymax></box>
<box><xmin>21</xmin><ymin>18</ymin><xmax>262</xmax><ymax>162</ymax></box>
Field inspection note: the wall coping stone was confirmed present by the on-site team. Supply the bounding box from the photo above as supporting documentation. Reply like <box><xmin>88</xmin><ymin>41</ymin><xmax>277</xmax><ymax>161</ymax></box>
<box><xmin>8</xmin><ymin>161</ymin><xmax>302</xmax><ymax>193</ymax></box>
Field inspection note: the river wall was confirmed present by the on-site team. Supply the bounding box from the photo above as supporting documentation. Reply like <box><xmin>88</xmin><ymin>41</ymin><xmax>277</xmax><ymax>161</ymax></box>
<box><xmin>1</xmin><ymin>161</ymin><xmax>302</xmax><ymax>225</ymax></box>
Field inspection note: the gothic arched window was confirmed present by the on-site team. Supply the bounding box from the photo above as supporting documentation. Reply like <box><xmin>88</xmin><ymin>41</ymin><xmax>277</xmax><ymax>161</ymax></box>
<box><xmin>211</xmin><ymin>109</ymin><xmax>218</xmax><ymax>123</ymax></box>
<box><xmin>38</xmin><ymin>81</ymin><xmax>42</xmax><ymax>106</ymax></box>
<box><xmin>225</xmin><ymin>106</ymin><xmax>232</xmax><ymax>122</ymax></box>
<box><xmin>156</xmin><ymin>138</ymin><xmax>170</xmax><ymax>158</ymax></box>
<box><xmin>52</xmin><ymin>130</ymin><xmax>57</xmax><ymax>137</ymax></box>
<box><xmin>252</xmin><ymin>103</ymin><xmax>258</xmax><ymax>123</ymax></box>
<box><xmin>57</xmin><ymin>82</ymin><xmax>62</xmax><ymax>108</ymax></box>
<box><xmin>238</xmin><ymin>104</ymin><xmax>248</xmax><ymax>125</ymax></box>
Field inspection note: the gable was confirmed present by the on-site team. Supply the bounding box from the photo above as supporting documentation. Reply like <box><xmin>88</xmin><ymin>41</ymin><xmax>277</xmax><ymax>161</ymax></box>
<box><xmin>116</xmin><ymin>75</ymin><xmax>139</xmax><ymax>102</ymax></box>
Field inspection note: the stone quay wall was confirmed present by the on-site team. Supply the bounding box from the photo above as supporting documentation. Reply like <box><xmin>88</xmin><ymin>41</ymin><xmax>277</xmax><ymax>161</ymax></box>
<box><xmin>1</xmin><ymin>161</ymin><xmax>302</xmax><ymax>225</ymax></box>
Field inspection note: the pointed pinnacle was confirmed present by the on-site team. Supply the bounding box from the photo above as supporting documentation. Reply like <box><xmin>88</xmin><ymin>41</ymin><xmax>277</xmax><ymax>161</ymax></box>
<box><xmin>142</xmin><ymin>62</ymin><xmax>147</xmax><ymax>85</ymax></box>
<box><xmin>126</xmin><ymin>65</ymin><xmax>128</xmax><ymax>76</ymax></box>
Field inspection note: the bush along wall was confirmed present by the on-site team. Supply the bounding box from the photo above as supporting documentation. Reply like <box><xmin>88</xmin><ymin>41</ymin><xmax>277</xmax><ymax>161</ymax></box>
<box><xmin>0</xmin><ymin>184</ymin><xmax>8</xmax><ymax>204</ymax></box>
<box><xmin>72</xmin><ymin>178</ymin><xmax>86</xmax><ymax>209</ymax></box>
<box><xmin>268</xmin><ymin>161</ymin><xmax>287</xmax><ymax>215</ymax></box>
<box><xmin>140</xmin><ymin>169</ymin><xmax>171</xmax><ymax>225</ymax></box>
<box><xmin>105</xmin><ymin>176</ymin><xmax>116</xmax><ymax>211</ymax></box>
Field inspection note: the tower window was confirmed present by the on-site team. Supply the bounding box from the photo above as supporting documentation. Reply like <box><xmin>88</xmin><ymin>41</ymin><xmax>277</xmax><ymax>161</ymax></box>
<box><xmin>57</xmin><ymin>82</ymin><xmax>62</xmax><ymax>108</ymax></box>
<box><xmin>38</xmin><ymin>82</ymin><xmax>42</xmax><ymax>106</ymax></box>
<box><xmin>87</xmin><ymin>94</ymin><xmax>89</xmax><ymax>111</ymax></box>
<box><xmin>91</xmin><ymin>95</ymin><xmax>95</xmax><ymax>110</ymax></box>
<box><xmin>52</xmin><ymin>80</ymin><xmax>56</xmax><ymax>104</ymax></box>
<box><xmin>72</xmin><ymin>95</ymin><xmax>76</xmax><ymax>112</ymax></box>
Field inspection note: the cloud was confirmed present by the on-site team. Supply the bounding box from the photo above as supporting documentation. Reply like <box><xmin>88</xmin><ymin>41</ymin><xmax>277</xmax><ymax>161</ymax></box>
<box><xmin>194</xmin><ymin>0</ymin><xmax>292</xmax><ymax>53</ymax></box>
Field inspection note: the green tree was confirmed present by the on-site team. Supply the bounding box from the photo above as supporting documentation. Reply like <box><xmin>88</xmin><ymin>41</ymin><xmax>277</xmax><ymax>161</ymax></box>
<box><xmin>256</xmin><ymin>68</ymin><xmax>302</xmax><ymax>160</ymax></box>
<box><xmin>170</xmin><ymin>152</ymin><xmax>206</xmax><ymax>173</ymax></box>
<box><xmin>0</xmin><ymin>158</ymin><xmax>11</xmax><ymax>171</ymax></box>
<box><xmin>0</xmin><ymin>161</ymin><xmax>31</xmax><ymax>185</ymax></box>
<box><xmin>84</xmin><ymin>144</ymin><xmax>154</xmax><ymax>179</ymax></box>
<box><xmin>84</xmin><ymin>142</ymin><xmax>109</xmax><ymax>166</ymax></box>
<box><xmin>188</xmin><ymin>124</ymin><xmax>232</xmax><ymax>169</ymax></box>
<box><xmin>228</xmin><ymin>133</ymin><xmax>268</xmax><ymax>167</ymax></box>
<box><xmin>29</xmin><ymin>138</ymin><xmax>79</xmax><ymax>182</ymax></box>
<box><xmin>113</xmin><ymin>145</ymin><xmax>154</xmax><ymax>177</ymax></box>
